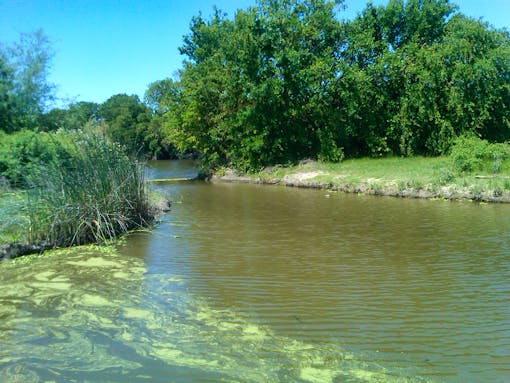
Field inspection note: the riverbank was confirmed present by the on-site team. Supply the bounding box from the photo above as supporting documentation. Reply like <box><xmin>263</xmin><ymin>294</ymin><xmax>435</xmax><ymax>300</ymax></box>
<box><xmin>211</xmin><ymin>156</ymin><xmax>510</xmax><ymax>203</ymax></box>
<box><xmin>0</xmin><ymin>131</ymin><xmax>160</xmax><ymax>261</ymax></box>
<box><xmin>0</xmin><ymin>190</ymin><xmax>171</xmax><ymax>262</ymax></box>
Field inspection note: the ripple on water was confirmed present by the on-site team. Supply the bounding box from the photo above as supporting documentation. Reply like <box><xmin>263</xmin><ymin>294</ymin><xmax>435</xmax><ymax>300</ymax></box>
<box><xmin>1</xmin><ymin>179</ymin><xmax>509</xmax><ymax>383</ymax></box>
<box><xmin>0</xmin><ymin>243</ymin><xmax>434</xmax><ymax>382</ymax></box>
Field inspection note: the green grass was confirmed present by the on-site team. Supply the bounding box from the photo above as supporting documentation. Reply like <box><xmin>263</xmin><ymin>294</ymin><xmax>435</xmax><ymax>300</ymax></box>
<box><xmin>309</xmin><ymin>156</ymin><xmax>448</xmax><ymax>183</ymax></box>
<box><xmin>25</xmin><ymin>132</ymin><xmax>152</xmax><ymax>246</ymax></box>
<box><xmin>0</xmin><ymin>191</ymin><xmax>29</xmax><ymax>243</ymax></box>
<box><xmin>250</xmin><ymin>153</ymin><xmax>510</xmax><ymax>202</ymax></box>
<box><xmin>1</xmin><ymin>130</ymin><xmax>153</xmax><ymax>248</ymax></box>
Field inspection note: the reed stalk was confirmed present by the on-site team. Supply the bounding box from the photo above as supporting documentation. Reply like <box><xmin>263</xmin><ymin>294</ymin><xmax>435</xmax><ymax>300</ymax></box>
<box><xmin>25</xmin><ymin>131</ymin><xmax>152</xmax><ymax>246</ymax></box>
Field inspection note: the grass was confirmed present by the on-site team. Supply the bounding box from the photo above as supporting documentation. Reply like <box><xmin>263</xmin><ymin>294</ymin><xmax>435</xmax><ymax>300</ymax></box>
<box><xmin>0</xmin><ymin>191</ymin><xmax>29</xmax><ymax>243</ymax></box>
<box><xmin>244</xmin><ymin>153</ymin><xmax>510</xmax><ymax>202</ymax></box>
<box><xmin>1</xmin><ymin>130</ymin><xmax>153</xmax><ymax>249</ymax></box>
<box><xmin>308</xmin><ymin>156</ymin><xmax>448</xmax><ymax>184</ymax></box>
<box><xmin>24</xmin><ymin>132</ymin><xmax>152</xmax><ymax>247</ymax></box>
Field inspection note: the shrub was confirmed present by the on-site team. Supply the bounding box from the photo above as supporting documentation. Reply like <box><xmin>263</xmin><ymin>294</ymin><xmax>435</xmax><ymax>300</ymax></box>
<box><xmin>0</xmin><ymin>131</ymin><xmax>57</xmax><ymax>186</ymax></box>
<box><xmin>450</xmin><ymin>135</ymin><xmax>510</xmax><ymax>174</ymax></box>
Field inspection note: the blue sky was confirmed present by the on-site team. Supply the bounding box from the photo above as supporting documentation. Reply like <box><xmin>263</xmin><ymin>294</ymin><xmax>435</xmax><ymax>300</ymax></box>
<box><xmin>1</xmin><ymin>0</ymin><xmax>508</xmax><ymax>106</ymax></box>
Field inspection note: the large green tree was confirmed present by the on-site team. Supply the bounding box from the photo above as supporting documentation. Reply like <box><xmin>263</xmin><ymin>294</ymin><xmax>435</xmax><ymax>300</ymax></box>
<box><xmin>98</xmin><ymin>94</ymin><xmax>152</xmax><ymax>155</ymax></box>
<box><xmin>178</xmin><ymin>0</ymin><xmax>345</xmax><ymax>169</ymax></box>
<box><xmin>152</xmin><ymin>0</ymin><xmax>510</xmax><ymax>169</ymax></box>
<box><xmin>339</xmin><ymin>0</ymin><xmax>509</xmax><ymax>156</ymax></box>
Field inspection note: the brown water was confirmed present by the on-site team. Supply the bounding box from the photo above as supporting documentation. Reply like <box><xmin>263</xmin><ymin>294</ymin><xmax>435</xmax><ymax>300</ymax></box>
<box><xmin>0</xmin><ymin>160</ymin><xmax>509</xmax><ymax>382</ymax></box>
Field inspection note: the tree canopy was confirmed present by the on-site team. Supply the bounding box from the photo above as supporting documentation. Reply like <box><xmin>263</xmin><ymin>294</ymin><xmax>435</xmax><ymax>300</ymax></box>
<box><xmin>151</xmin><ymin>0</ymin><xmax>510</xmax><ymax>170</ymax></box>
<box><xmin>1</xmin><ymin>2</ymin><xmax>509</xmax><ymax>168</ymax></box>
<box><xmin>0</xmin><ymin>30</ymin><xmax>55</xmax><ymax>132</ymax></box>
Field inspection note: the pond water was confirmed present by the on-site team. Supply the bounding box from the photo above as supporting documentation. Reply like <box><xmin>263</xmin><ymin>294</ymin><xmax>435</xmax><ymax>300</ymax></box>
<box><xmin>0</xmin><ymin>160</ymin><xmax>509</xmax><ymax>383</ymax></box>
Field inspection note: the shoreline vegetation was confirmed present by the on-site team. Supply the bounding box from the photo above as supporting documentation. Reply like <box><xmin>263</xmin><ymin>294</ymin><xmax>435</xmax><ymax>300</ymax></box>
<box><xmin>0</xmin><ymin>191</ymin><xmax>169</xmax><ymax>262</ymax></box>
<box><xmin>212</xmin><ymin>162</ymin><xmax>510</xmax><ymax>203</ymax></box>
<box><xmin>0</xmin><ymin>130</ymin><xmax>161</xmax><ymax>261</ymax></box>
<box><xmin>211</xmin><ymin>163</ymin><xmax>510</xmax><ymax>203</ymax></box>
<box><xmin>210</xmin><ymin>138</ymin><xmax>510</xmax><ymax>203</ymax></box>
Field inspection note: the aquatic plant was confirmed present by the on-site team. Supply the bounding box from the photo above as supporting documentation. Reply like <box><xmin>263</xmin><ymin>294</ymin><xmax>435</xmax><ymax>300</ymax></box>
<box><xmin>25</xmin><ymin>131</ymin><xmax>152</xmax><ymax>246</ymax></box>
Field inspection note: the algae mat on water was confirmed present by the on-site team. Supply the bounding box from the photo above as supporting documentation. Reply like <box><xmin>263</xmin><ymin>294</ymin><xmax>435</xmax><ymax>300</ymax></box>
<box><xmin>0</xmin><ymin>246</ymin><xmax>431</xmax><ymax>383</ymax></box>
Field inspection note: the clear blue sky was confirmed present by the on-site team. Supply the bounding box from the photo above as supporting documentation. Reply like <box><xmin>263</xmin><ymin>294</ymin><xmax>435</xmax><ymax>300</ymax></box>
<box><xmin>1</xmin><ymin>0</ymin><xmax>508</xmax><ymax>106</ymax></box>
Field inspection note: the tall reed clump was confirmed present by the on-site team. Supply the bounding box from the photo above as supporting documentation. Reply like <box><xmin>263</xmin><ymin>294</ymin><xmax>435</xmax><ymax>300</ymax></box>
<box><xmin>25</xmin><ymin>131</ymin><xmax>152</xmax><ymax>247</ymax></box>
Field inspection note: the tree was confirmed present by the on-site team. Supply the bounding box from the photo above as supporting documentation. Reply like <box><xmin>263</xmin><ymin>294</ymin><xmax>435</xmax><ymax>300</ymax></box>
<box><xmin>339</xmin><ymin>0</ymin><xmax>509</xmax><ymax>156</ymax></box>
<box><xmin>145</xmin><ymin>78</ymin><xmax>180</xmax><ymax>114</ymax></box>
<box><xmin>178</xmin><ymin>0</ymin><xmax>345</xmax><ymax>169</ymax></box>
<box><xmin>98</xmin><ymin>94</ymin><xmax>152</xmax><ymax>155</ymax></box>
<box><xmin>165</xmin><ymin>0</ymin><xmax>510</xmax><ymax>168</ymax></box>
<box><xmin>0</xmin><ymin>29</ymin><xmax>55</xmax><ymax>132</ymax></box>
<box><xmin>0</xmin><ymin>51</ymin><xmax>15</xmax><ymax>132</ymax></box>
<box><xmin>144</xmin><ymin>78</ymin><xmax>193</xmax><ymax>158</ymax></box>
<box><xmin>39</xmin><ymin>101</ymin><xmax>99</xmax><ymax>131</ymax></box>
<box><xmin>8</xmin><ymin>29</ymin><xmax>55</xmax><ymax>130</ymax></box>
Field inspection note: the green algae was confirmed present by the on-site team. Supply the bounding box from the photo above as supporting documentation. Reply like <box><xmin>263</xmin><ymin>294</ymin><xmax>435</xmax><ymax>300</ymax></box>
<box><xmin>66</xmin><ymin>257</ymin><xmax>121</xmax><ymax>268</ymax></box>
<box><xmin>0</xmin><ymin>243</ymin><xmax>433</xmax><ymax>383</ymax></box>
<box><xmin>78</xmin><ymin>293</ymin><xmax>115</xmax><ymax>307</ymax></box>
<box><xmin>33</xmin><ymin>270</ymin><xmax>55</xmax><ymax>281</ymax></box>
<box><xmin>123</xmin><ymin>307</ymin><xmax>154</xmax><ymax>320</ymax></box>
<box><xmin>29</xmin><ymin>281</ymin><xmax>72</xmax><ymax>291</ymax></box>
<box><xmin>300</xmin><ymin>367</ymin><xmax>339</xmax><ymax>383</ymax></box>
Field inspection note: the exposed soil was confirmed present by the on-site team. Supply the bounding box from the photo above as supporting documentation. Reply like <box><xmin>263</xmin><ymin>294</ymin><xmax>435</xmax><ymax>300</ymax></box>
<box><xmin>211</xmin><ymin>169</ymin><xmax>510</xmax><ymax>203</ymax></box>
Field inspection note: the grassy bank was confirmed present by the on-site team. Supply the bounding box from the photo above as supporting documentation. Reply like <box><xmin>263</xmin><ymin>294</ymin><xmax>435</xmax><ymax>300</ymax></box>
<box><xmin>213</xmin><ymin>138</ymin><xmax>510</xmax><ymax>203</ymax></box>
<box><xmin>0</xmin><ymin>130</ymin><xmax>154</xmax><ymax>259</ymax></box>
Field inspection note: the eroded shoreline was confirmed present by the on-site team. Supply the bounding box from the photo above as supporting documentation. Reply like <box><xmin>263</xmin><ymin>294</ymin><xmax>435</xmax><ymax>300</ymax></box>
<box><xmin>211</xmin><ymin>168</ymin><xmax>510</xmax><ymax>203</ymax></box>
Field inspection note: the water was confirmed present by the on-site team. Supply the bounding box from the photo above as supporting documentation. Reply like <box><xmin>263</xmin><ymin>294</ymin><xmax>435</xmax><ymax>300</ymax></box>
<box><xmin>0</xmin><ymin>160</ymin><xmax>509</xmax><ymax>382</ymax></box>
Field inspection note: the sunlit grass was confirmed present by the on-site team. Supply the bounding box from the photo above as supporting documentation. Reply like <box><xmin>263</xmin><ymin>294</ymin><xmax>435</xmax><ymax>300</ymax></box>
<box><xmin>307</xmin><ymin>156</ymin><xmax>448</xmax><ymax>183</ymax></box>
<box><xmin>250</xmin><ymin>154</ymin><xmax>510</xmax><ymax>201</ymax></box>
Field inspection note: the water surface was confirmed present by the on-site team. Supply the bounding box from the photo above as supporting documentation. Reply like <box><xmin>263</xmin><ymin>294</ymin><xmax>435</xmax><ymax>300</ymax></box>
<box><xmin>1</xmin><ymin>160</ymin><xmax>509</xmax><ymax>382</ymax></box>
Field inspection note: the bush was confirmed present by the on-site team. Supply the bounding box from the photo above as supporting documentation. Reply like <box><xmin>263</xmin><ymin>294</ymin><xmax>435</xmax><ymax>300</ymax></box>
<box><xmin>450</xmin><ymin>135</ymin><xmax>510</xmax><ymax>174</ymax></box>
<box><xmin>0</xmin><ymin>130</ymin><xmax>70</xmax><ymax>187</ymax></box>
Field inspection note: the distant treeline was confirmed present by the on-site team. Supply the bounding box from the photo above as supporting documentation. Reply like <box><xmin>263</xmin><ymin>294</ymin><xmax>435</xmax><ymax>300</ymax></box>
<box><xmin>1</xmin><ymin>0</ymin><xmax>509</xmax><ymax>170</ymax></box>
<box><xmin>0</xmin><ymin>30</ymin><xmax>177</xmax><ymax>159</ymax></box>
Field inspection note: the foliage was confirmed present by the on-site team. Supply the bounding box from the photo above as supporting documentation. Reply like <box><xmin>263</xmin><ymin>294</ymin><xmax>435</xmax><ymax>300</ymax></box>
<box><xmin>0</xmin><ymin>129</ymin><xmax>72</xmax><ymax>187</ymax></box>
<box><xmin>0</xmin><ymin>52</ymin><xmax>15</xmax><ymax>131</ymax></box>
<box><xmin>449</xmin><ymin>135</ymin><xmax>510</xmax><ymax>174</ymax></box>
<box><xmin>23</xmin><ymin>130</ymin><xmax>152</xmax><ymax>246</ymax></box>
<box><xmin>149</xmin><ymin>0</ymin><xmax>510</xmax><ymax>171</ymax></box>
<box><xmin>98</xmin><ymin>94</ymin><xmax>153</xmax><ymax>155</ymax></box>
<box><xmin>176</xmin><ymin>0</ymin><xmax>346</xmax><ymax>170</ymax></box>
<box><xmin>0</xmin><ymin>29</ymin><xmax>55</xmax><ymax>132</ymax></box>
<box><xmin>144</xmin><ymin>78</ymin><xmax>197</xmax><ymax>159</ymax></box>
<box><xmin>39</xmin><ymin>101</ymin><xmax>99</xmax><ymax>131</ymax></box>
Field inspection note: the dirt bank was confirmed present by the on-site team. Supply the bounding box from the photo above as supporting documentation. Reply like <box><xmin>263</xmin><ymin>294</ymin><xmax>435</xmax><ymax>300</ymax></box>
<box><xmin>211</xmin><ymin>169</ymin><xmax>510</xmax><ymax>203</ymax></box>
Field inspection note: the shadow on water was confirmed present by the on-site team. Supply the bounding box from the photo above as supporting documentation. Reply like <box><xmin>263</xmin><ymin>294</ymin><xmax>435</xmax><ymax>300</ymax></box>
<box><xmin>0</xmin><ymin>160</ymin><xmax>509</xmax><ymax>382</ymax></box>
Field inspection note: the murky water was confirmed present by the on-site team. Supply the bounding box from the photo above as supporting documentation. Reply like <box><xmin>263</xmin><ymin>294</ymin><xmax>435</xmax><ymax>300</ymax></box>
<box><xmin>1</xmin><ymin>160</ymin><xmax>509</xmax><ymax>382</ymax></box>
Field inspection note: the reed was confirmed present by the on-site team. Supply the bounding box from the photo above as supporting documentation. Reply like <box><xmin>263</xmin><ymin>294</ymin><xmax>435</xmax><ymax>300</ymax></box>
<box><xmin>25</xmin><ymin>131</ymin><xmax>152</xmax><ymax>246</ymax></box>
